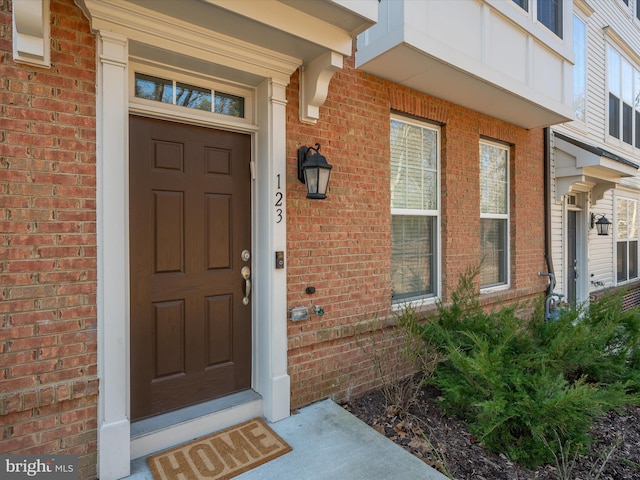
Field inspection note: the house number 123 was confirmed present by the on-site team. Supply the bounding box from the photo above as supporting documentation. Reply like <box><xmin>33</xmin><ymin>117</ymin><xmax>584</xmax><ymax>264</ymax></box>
<box><xmin>275</xmin><ymin>174</ymin><xmax>283</xmax><ymax>223</ymax></box>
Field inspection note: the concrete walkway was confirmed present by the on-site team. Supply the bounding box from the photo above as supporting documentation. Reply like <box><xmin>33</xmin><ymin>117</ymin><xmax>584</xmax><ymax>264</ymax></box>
<box><xmin>128</xmin><ymin>398</ymin><xmax>449</xmax><ymax>480</ymax></box>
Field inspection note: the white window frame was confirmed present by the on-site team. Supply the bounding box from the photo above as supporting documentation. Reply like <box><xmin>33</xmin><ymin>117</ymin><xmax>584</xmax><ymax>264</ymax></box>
<box><xmin>606</xmin><ymin>45</ymin><xmax>640</xmax><ymax>152</ymax></box>
<box><xmin>480</xmin><ymin>139</ymin><xmax>510</xmax><ymax>292</ymax></box>
<box><xmin>129</xmin><ymin>60</ymin><xmax>256</xmax><ymax>127</ymax></box>
<box><xmin>615</xmin><ymin>197</ymin><xmax>639</xmax><ymax>284</ymax></box>
<box><xmin>511</xmin><ymin>0</ymin><xmax>563</xmax><ymax>38</ymax></box>
<box><xmin>536</xmin><ymin>0</ymin><xmax>563</xmax><ymax>38</ymax></box>
<box><xmin>615</xmin><ymin>0</ymin><xmax>633</xmax><ymax>17</ymax></box>
<box><xmin>390</xmin><ymin>114</ymin><xmax>441</xmax><ymax>307</ymax></box>
<box><xmin>572</xmin><ymin>14</ymin><xmax>587</xmax><ymax>124</ymax></box>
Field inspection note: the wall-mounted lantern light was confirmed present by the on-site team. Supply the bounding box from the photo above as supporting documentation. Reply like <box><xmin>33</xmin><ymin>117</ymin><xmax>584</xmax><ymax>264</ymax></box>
<box><xmin>590</xmin><ymin>213</ymin><xmax>612</xmax><ymax>236</ymax></box>
<box><xmin>298</xmin><ymin>143</ymin><xmax>332</xmax><ymax>199</ymax></box>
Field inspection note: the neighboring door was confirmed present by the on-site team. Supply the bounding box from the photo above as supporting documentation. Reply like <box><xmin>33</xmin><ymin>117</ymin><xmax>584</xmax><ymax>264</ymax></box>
<box><xmin>567</xmin><ymin>210</ymin><xmax>577</xmax><ymax>306</ymax></box>
<box><xmin>129</xmin><ymin>115</ymin><xmax>252</xmax><ymax>421</ymax></box>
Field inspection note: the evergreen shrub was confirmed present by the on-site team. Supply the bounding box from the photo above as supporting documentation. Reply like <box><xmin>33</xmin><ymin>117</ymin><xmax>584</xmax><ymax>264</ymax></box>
<box><xmin>419</xmin><ymin>265</ymin><xmax>640</xmax><ymax>467</ymax></box>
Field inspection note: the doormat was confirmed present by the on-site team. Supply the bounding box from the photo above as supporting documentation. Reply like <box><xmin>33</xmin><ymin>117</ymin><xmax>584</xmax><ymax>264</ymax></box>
<box><xmin>147</xmin><ymin>418</ymin><xmax>292</xmax><ymax>480</ymax></box>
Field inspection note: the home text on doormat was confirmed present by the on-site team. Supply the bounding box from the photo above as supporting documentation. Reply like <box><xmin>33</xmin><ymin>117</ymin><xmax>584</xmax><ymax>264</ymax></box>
<box><xmin>147</xmin><ymin>418</ymin><xmax>292</xmax><ymax>480</ymax></box>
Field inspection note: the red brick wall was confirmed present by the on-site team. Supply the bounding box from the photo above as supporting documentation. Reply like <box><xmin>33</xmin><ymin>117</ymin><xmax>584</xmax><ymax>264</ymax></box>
<box><xmin>0</xmin><ymin>1</ymin><xmax>98</xmax><ymax>477</ymax></box>
<box><xmin>286</xmin><ymin>53</ymin><xmax>548</xmax><ymax>408</ymax></box>
<box><xmin>0</xmin><ymin>0</ymin><xmax>549</xmax><ymax>469</ymax></box>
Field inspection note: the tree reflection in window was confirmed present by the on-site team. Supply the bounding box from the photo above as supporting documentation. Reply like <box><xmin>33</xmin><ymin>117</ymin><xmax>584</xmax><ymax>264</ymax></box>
<box><xmin>215</xmin><ymin>92</ymin><xmax>244</xmax><ymax>118</ymax></box>
<box><xmin>176</xmin><ymin>83</ymin><xmax>211</xmax><ymax>111</ymax></box>
<box><xmin>134</xmin><ymin>73</ymin><xmax>245</xmax><ymax>119</ymax></box>
<box><xmin>135</xmin><ymin>74</ymin><xmax>173</xmax><ymax>104</ymax></box>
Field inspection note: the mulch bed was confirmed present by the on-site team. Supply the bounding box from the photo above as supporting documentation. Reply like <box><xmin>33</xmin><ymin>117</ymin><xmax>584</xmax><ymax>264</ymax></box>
<box><xmin>343</xmin><ymin>384</ymin><xmax>640</xmax><ymax>479</ymax></box>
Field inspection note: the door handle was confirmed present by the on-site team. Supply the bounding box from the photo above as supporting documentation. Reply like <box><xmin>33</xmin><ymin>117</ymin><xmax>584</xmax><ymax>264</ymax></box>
<box><xmin>241</xmin><ymin>266</ymin><xmax>251</xmax><ymax>305</ymax></box>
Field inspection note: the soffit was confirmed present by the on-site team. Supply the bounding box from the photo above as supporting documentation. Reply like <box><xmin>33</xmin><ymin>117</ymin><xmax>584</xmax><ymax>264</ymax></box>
<box><xmin>77</xmin><ymin>0</ymin><xmax>377</xmax><ymax>120</ymax></box>
<box><xmin>77</xmin><ymin>0</ymin><xmax>375</xmax><ymax>78</ymax></box>
<box><xmin>120</xmin><ymin>0</ymin><xmax>376</xmax><ymax>63</ymax></box>
<box><xmin>553</xmin><ymin>132</ymin><xmax>639</xmax><ymax>204</ymax></box>
<box><xmin>203</xmin><ymin>0</ymin><xmax>377</xmax><ymax>56</ymax></box>
<box><xmin>357</xmin><ymin>44</ymin><xmax>571</xmax><ymax>130</ymax></box>
<box><xmin>77</xmin><ymin>0</ymin><xmax>299</xmax><ymax>84</ymax></box>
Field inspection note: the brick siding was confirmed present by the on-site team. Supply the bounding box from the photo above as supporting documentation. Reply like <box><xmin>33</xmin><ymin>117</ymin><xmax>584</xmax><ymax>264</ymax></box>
<box><xmin>591</xmin><ymin>280</ymin><xmax>640</xmax><ymax>311</ymax></box>
<box><xmin>622</xmin><ymin>284</ymin><xmax>640</xmax><ymax>310</ymax></box>
<box><xmin>0</xmin><ymin>1</ymin><xmax>98</xmax><ymax>477</ymax></box>
<box><xmin>286</xmin><ymin>51</ymin><xmax>548</xmax><ymax>408</ymax></box>
<box><xmin>2</xmin><ymin>0</ymin><xmax>550</xmax><ymax>474</ymax></box>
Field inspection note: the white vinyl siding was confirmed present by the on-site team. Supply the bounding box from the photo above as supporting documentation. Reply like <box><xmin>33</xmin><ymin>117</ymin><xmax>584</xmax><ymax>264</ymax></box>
<box><xmin>390</xmin><ymin>116</ymin><xmax>440</xmax><ymax>302</ymax></box>
<box><xmin>552</xmin><ymin>0</ymin><xmax>640</xmax><ymax>300</ymax></box>
<box><xmin>589</xmin><ymin>192</ymin><xmax>616</xmax><ymax>290</ymax></box>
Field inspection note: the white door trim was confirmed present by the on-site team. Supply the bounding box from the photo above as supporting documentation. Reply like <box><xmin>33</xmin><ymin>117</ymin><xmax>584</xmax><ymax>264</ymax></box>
<box><xmin>95</xmin><ymin>31</ymin><xmax>130</xmax><ymax>480</ymax></box>
<box><xmin>565</xmin><ymin>194</ymin><xmax>588</xmax><ymax>306</ymax></box>
<box><xmin>92</xmin><ymin>24</ymin><xmax>295</xmax><ymax>480</ymax></box>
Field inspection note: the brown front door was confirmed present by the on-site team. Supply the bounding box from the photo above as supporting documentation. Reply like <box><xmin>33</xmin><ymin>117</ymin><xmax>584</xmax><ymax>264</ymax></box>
<box><xmin>129</xmin><ymin>115</ymin><xmax>252</xmax><ymax>421</ymax></box>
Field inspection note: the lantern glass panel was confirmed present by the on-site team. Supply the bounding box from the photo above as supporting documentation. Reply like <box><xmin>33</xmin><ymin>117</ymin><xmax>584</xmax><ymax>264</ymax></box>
<box><xmin>304</xmin><ymin>167</ymin><xmax>319</xmax><ymax>194</ymax></box>
<box><xmin>596</xmin><ymin>217</ymin><xmax>611</xmax><ymax>235</ymax></box>
<box><xmin>318</xmin><ymin>168</ymin><xmax>331</xmax><ymax>195</ymax></box>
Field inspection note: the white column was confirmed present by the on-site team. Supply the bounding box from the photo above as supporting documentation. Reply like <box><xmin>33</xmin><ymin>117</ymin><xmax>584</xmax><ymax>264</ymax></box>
<box><xmin>256</xmin><ymin>78</ymin><xmax>290</xmax><ymax>422</ymax></box>
<box><xmin>96</xmin><ymin>30</ymin><xmax>130</xmax><ymax>480</ymax></box>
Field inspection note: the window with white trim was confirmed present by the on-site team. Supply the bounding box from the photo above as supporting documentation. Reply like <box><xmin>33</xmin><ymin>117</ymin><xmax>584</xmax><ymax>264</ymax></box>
<box><xmin>390</xmin><ymin>116</ymin><xmax>439</xmax><ymax>302</ymax></box>
<box><xmin>480</xmin><ymin>141</ymin><xmax>509</xmax><ymax>289</ymax></box>
<box><xmin>616</xmin><ymin>198</ymin><xmax>639</xmax><ymax>283</ymax></box>
<box><xmin>607</xmin><ymin>46</ymin><xmax>640</xmax><ymax>148</ymax></box>
<box><xmin>512</xmin><ymin>0</ymin><xmax>528</xmax><ymax>10</ymax></box>
<box><xmin>537</xmin><ymin>0</ymin><xmax>563</xmax><ymax>38</ymax></box>
<box><xmin>573</xmin><ymin>15</ymin><xmax>587</xmax><ymax>122</ymax></box>
<box><xmin>512</xmin><ymin>0</ymin><xmax>563</xmax><ymax>38</ymax></box>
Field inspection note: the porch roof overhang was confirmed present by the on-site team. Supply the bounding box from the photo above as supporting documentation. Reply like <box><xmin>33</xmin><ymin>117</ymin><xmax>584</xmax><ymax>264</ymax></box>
<box><xmin>355</xmin><ymin>1</ymin><xmax>575</xmax><ymax>130</ymax></box>
<box><xmin>76</xmin><ymin>0</ymin><xmax>378</xmax><ymax>123</ymax></box>
<box><xmin>553</xmin><ymin>132</ymin><xmax>639</xmax><ymax>205</ymax></box>
<box><xmin>357</xmin><ymin>43</ymin><xmax>572</xmax><ymax>130</ymax></box>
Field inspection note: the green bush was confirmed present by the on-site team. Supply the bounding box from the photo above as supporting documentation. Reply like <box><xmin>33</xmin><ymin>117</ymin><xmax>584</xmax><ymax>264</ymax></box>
<box><xmin>419</xmin><ymin>265</ymin><xmax>640</xmax><ymax>467</ymax></box>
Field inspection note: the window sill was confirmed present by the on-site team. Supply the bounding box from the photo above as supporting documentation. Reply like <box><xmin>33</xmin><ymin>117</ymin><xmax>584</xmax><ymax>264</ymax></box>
<box><xmin>392</xmin><ymin>296</ymin><xmax>438</xmax><ymax>312</ymax></box>
<box><xmin>480</xmin><ymin>284</ymin><xmax>510</xmax><ymax>295</ymax></box>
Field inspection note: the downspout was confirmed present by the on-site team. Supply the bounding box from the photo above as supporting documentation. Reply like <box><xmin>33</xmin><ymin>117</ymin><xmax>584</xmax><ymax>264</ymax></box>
<box><xmin>543</xmin><ymin>127</ymin><xmax>555</xmax><ymax>295</ymax></box>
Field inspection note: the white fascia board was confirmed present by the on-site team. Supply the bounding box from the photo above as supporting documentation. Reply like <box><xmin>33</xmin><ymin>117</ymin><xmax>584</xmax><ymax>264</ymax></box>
<box><xmin>79</xmin><ymin>0</ymin><xmax>301</xmax><ymax>84</ymax></box>
<box><xmin>330</xmin><ymin>0</ymin><xmax>378</xmax><ymax>33</ymax></box>
<box><xmin>203</xmin><ymin>0</ymin><xmax>353</xmax><ymax>56</ymax></box>
<box><xmin>556</xmin><ymin>137</ymin><xmax>636</xmax><ymax>177</ymax></box>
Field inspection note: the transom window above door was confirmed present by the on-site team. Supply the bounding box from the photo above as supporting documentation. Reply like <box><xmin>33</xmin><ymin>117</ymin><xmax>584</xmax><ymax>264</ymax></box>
<box><xmin>135</xmin><ymin>73</ymin><xmax>245</xmax><ymax>118</ymax></box>
<box><xmin>129</xmin><ymin>64</ymin><xmax>255</xmax><ymax>125</ymax></box>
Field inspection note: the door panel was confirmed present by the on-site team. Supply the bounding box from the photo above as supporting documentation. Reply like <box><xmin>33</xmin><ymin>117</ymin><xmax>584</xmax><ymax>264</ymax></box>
<box><xmin>206</xmin><ymin>195</ymin><xmax>231</xmax><ymax>269</ymax></box>
<box><xmin>154</xmin><ymin>191</ymin><xmax>184</xmax><ymax>273</ymax></box>
<box><xmin>130</xmin><ymin>115</ymin><xmax>252</xmax><ymax>421</ymax></box>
